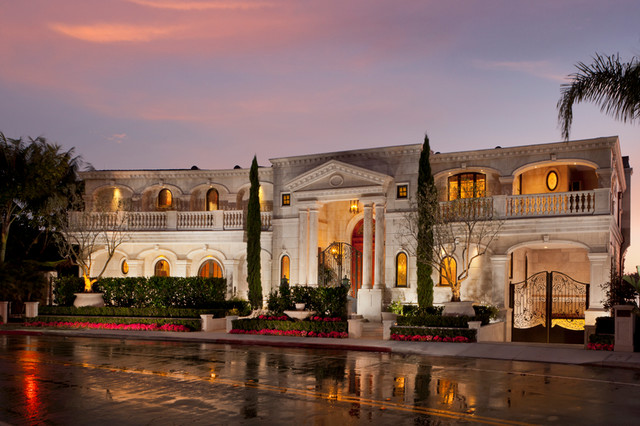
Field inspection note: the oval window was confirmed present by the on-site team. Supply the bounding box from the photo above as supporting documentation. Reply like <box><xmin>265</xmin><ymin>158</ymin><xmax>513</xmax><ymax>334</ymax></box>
<box><xmin>546</xmin><ymin>171</ymin><xmax>558</xmax><ymax>191</ymax></box>
<box><xmin>121</xmin><ymin>259</ymin><xmax>129</xmax><ymax>275</ymax></box>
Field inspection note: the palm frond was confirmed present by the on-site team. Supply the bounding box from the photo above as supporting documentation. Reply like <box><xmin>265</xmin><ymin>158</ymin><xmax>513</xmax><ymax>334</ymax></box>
<box><xmin>557</xmin><ymin>52</ymin><xmax>640</xmax><ymax>140</ymax></box>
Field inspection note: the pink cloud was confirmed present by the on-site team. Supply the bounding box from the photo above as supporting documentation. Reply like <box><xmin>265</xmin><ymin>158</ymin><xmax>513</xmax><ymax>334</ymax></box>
<box><xmin>474</xmin><ymin>59</ymin><xmax>567</xmax><ymax>82</ymax></box>
<box><xmin>49</xmin><ymin>23</ymin><xmax>180</xmax><ymax>43</ymax></box>
<box><xmin>126</xmin><ymin>0</ymin><xmax>274</xmax><ymax>11</ymax></box>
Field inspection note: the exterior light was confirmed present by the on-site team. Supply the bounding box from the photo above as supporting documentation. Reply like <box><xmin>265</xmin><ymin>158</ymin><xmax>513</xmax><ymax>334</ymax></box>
<box><xmin>350</xmin><ymin>200</ymin><xmax>359</xmax><ymax>214</ymax></box>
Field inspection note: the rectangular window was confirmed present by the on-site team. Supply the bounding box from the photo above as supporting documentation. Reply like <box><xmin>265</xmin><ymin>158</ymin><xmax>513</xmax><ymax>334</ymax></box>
<box><xmin>396</xmin><ymin>184</ymin><xmax>408</xmax><ymax>199</ymax></box>
<box><xmin>281</xmin><ymin>193</ymin><xmax>290</xmax><ymax>206</ymax></box>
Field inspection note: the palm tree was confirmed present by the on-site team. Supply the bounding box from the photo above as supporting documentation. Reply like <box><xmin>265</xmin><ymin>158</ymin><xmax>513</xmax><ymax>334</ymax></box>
<box><xmin>557</xmin><ymin>52</ymin><xmax>640</xmax><ymax>140</ymax></box>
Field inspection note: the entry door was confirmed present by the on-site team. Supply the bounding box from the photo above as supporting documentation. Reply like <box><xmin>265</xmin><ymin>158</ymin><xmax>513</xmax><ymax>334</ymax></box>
<box><xmin>510</xmin><ymin>271</ymin><xmax>589</xmax><ymax>344</ymax></box>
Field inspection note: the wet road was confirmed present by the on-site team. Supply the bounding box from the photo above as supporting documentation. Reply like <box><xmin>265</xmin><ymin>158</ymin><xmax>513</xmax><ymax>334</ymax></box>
<box><xmin>0</xmin><ymin>335</ymin><xmax>639</xmax><ymax>425</ymax></box>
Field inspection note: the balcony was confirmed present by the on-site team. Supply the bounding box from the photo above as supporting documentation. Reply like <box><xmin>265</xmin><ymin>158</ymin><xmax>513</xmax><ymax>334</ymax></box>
<box><xmin>440</xmin><ymin>188</ymin><xmax>611</xmax><ymax>220</ymax></box>
<box><xmin>71</xmin><ymin>210</ymin><xmax>272</xmax><ymax>231</ymax></box>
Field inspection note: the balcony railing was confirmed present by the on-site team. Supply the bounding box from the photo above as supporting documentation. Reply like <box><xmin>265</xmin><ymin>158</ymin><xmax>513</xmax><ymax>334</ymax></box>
<box><xmin>72</xmin><ymin>210</ymin><xmax>272</xmax><ymax>231</ymax></box>
<box><xmin>439</xmin><ymin>189</ymin><xmax>610</xmax><ymax>220</ymax></box>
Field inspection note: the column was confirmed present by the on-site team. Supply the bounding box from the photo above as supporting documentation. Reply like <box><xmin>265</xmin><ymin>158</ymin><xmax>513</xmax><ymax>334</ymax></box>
<box><xmin>586</xmin><ymin>252</ymin><xmax>609</xmax><ymax>325</ymax></box>
<box><xmin>222</xmin><ymin>259</ymin><xmax>239</xmax><ymax>297</ymax></box>
<box><xmin>298</xmin><ymin>209</ymin><xmax>308</xmax><ymax>285</ymax></box>
<box><xmin>373</xmin><ymin>204</ymin><xmax>385</xmax><ymax>289</ymax></box>
<box><xmin>307</xmin><ymin>207</ymin><xmax>319</xmax><ymax>285</ymax></box>
<box><xmin>362</xmin><ymin>203</ymin><xmax>373</xmax><ymax>289</ymax></box>
<box><xmin>490</xmin><ymin>255</ymin><xmax>508</xmax><ymax>307</ymax></box>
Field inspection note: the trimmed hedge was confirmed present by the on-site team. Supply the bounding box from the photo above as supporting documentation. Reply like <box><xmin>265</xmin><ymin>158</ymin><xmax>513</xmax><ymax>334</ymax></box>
<box><xmin>268</xmin><ymin>285</ymin><xmax>348</xmax><ymax>319</ymax></box>
<box><xmin>232</xmin><ymin>318</ymin><xmax>347</xmax><ymax>334</ymax></box>
<box><xmin>26</xmin><ymin>316</ymin><xmax>201</xmax><ymax>331</ymax></box>
<box><xmin>595</xmin><ymin>316</ymin><xmax>615</xmax><ymax>335</ymax></box>
<box><xmin>53</xmin><ymin>276</ymin><xmax>229</xmax><ymax>308</ymax></box>
<box><xmin>390</xmin><ymin>325</ymin><xmax>477</xmax><ymax>341</ymax></box>
<box><xmin>589</xmin><ymin>333</ymin><xmax>614</xmax><ymax>345</ymax></box>
<box><xmin>397</xmin><ymin>314</ymin><xmax>470</xmax><ymax>328</ymax></box>
<box><xmin>38</xmin><ymin>303</ymin><xmax>251</xmax><ymax>318</ymax></box>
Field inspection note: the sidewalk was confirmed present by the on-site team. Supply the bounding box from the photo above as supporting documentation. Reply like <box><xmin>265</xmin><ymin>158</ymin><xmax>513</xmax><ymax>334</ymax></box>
<box><xmin>4</xmin><ymin>325</ymin><xmax>640</xmax><ymax>370</ymax></box>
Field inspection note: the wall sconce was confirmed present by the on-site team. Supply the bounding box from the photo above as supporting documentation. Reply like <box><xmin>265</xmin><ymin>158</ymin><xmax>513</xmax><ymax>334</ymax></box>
<box><xmin>349</xmin><ymin>200</ymin><xmax>359</xmax><ymax>214</ymax></box>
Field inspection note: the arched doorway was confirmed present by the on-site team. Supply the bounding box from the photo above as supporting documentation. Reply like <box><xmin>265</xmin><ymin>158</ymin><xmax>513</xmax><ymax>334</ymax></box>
<box><xmin>351</xmin><ymin>219</ymin><xmax>374</xmax><ymax>295</ymax></box>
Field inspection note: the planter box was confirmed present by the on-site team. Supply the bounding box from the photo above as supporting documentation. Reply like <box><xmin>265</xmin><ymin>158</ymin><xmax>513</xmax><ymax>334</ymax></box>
<box><xmin>73</xmin><ymin>293</ymin><xmax>105</xmax><ymax>308</ymax></box>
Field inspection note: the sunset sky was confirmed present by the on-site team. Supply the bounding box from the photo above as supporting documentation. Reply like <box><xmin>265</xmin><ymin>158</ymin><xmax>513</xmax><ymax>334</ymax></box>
<box><xmin>1</xmin><ymin>0</ymin><xmax>639</xmax><ymax>270</ymax></box>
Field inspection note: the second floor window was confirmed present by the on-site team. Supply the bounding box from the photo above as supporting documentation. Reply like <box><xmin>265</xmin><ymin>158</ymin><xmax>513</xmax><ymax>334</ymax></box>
<box><xmin>158</xmin><ymin>188</ymin><xmax>173</xmax><ymax>208</ymax></box>
<box><xmin>206</xmin><ymin>188</ymin><xmax>219</xmax><ymax>211</ymax></box>
<box><xmin>448</xmin><ymin>173</ymin><xmax>486</xmax><ymax>200</ymax></box>
<box><xmin>282</xmin><ymin>193</ymin><xmax>290</xmax><ymax>206</ymax></box>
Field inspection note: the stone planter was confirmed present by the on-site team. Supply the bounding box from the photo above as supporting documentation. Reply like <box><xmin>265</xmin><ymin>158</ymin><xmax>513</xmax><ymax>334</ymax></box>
<box><xmin>443</xmin><ymin>301</ymin><xmax>475</xmax><ymax>316</ymax></box>
<box><xmin>295</xmin><ymin>303</ymin><xmax>306</xmax><ymax>310</ymax></box>
<box><xmin>73</xmin><ymin>292</ymin><xmax>105</xmax><ymax>308</ymax></box>
<box><xmin>381</xmin><ymin>312</ymin><xmax>398</xmax><ymax>322</ymax></box>
<box><xmin>226</xmin><ymin>315</ymin><xmax>239</xmax><ymax>333</ymax></box>
<box><xmin>25</xmin><ymin>301</ymin><xmax>39</xmax><ymax>318</ymax></box>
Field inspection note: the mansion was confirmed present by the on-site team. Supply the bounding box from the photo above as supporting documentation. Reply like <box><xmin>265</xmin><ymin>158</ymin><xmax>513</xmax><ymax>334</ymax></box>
<box><xmin>80</xmin><ymin>136</ymin><xmax>631</xmax><ymax>340</ymax></box>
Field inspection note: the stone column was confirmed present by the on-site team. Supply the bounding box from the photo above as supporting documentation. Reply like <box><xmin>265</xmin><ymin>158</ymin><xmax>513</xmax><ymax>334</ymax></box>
<box><xmin>307</xmin><ymin>207</ymin><xmax>319</xmax><ymax>286</ymax></box>
<box><xmin>586</xmin><ymin>252</ymin><xmax>610</xmax><ymax>325</ymax></box>
<box><xmin>127</xmin><ymin>259</ymin><xmax>144</xmax><ymax>277</ymax></box>
<box><xmin>373</xmin><ymin>204</ymin><xmax>385</xmax><ymax>289</ymax></box>
<box><xmin>362</xmin><ymin>203</ymin><xmax>373</xmax><ymax>289</ymax></box>
<box><xmin>490</xmin><ymin>255</ymin><xmax>508</xmax><ymax>307</ymax></box>
<box><xmin>298</xmin><ymin>209</ymin><xmax>308</xmax><ymax>285</ymax></box>
<box><xmin>222</xmin><ymin>259</ymin><xmax>239</xmax><ymax>297</ymax></box>
<box><xmin>174</xmin><ymin>259</ymin><xmax>191</xmax><ymax>277</ymax></box>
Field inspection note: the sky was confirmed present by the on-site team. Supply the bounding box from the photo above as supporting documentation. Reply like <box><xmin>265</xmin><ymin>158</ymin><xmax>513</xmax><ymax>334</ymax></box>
<box><xmin>1</xmin><ymin>0</ymin><xmax>639</xmax><ymax>270</ymax></box>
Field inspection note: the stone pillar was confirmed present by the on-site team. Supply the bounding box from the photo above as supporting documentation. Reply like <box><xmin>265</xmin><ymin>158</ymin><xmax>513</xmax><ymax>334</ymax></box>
<box><xmin>0</xmin><ymin>301</ymin><xmax>9</xmax><ymax>324</ymax></box>
<box><xmin>174</xmin><ymin>259</ymin><xmax>191</xmax><ymax>277</ymax></box>
<box><xmin>586</xmin><ymin>252</ymin><xmax>609</xmax><ymax>325</ymax></box>
<box><xmin>490</xmin><ymin>254</ymin><xmax>508</xmax><ymax>307</ymax></box>
<box><xmin>127</xmin><ymin>259</ymin><xmax>144</xmax><ymax>277</ymax></box>
<box><xmin>374</xmin><ymin>204</ymin><xmax>385</xmax><ymax>289</ymax></box>
<box><xmin>307</xmin><ymin>207</ymin><xmax>319</xmax><ymax>286</ymax></box>
<box><xmin>222</xmin><ymin>259</ymin><xmax>239</xmax><ymax>297</ymax></box>
<box><xmin>614</xmin><ymin>305</ymin><xmax>636</xmax><ymax>352</ymax></box>
<box><xmin>362</xmin><ymin>203</ymin><xmax>373</xmax><ymax>289</ymax></box>
<box><xmin>298</xmin><ymin>209</ymin><xmax>308</xmax><ymax>285</ymax></box>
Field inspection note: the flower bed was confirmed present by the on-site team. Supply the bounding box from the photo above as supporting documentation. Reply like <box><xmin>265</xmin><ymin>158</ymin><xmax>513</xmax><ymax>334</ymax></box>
<box><xmin>390</xmin><ymin>325</ymin><xmax>476</xmax><ymax>342</ymax></box>
<box><xmin>587</xmin><ymin>342</ymin><xmax>614</xmax><ymax>351</ymax></box>
<box><xmin>26</xmin><ymin>315</ymin><xmax>199</xmax><ymax>331</ymax></box>
<box><xmin>24</xmin><ymin>321</ymin><xmax>190</xmax><ymax>332</ymax></box>
<box><xmin>587</xmin><ymin>333</ymin><xmax>614</xmax><ymax>351</ymax></box>
<box><xmin>229</xmin><ymin>329</ymin><xmax>348</xmax><ymax>338</ymax></box>
<box><xmin>231</xmin><ymin>316</ymin><xmax>347</xmax><ymax>338</ymax></box>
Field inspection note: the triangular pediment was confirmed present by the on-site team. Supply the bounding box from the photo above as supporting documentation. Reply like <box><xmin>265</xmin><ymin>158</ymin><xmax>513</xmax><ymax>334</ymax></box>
<box><xmin>285</xmin><ymin>160</ymin><xmax>393</xmax><ymax>193</ymax></box>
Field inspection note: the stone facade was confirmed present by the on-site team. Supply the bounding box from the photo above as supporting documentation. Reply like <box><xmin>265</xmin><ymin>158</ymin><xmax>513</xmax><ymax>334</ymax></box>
<box><xmin>80</xmin><ymin>136</ymin><xmax>631</xmax><ymax>325</ymax></box>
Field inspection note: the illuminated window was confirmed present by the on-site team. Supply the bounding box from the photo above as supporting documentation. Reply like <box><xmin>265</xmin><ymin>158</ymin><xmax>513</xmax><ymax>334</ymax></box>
<box><xmin>206</xmin><ymin>188</ymin><xmax>219</xmax><ymax>211</ymax></box>
<box><xmin>439</xmin><ymin>256</ymin><xmax>456</xmax><ymax>286</ymax></box>
<box><xmin>121</xmin><ymin>259</ymin><xmax>129</xmax><ymax>275</ymax></box>
<box><xmin>448</xmin><ymin>173</ymin><xmax>486</xmax><ymax>200</ymax></box>
<box><xmin>397</xmin><ymin>184</ymin><xmax>408</xmax><ymax>199</ymax></box>
<box><xmin>396</xmin><ymin>252</ymin><xmax>407</xmax><ymax>287</ymax></box>
<box><xmin>154</xmin><ymin>259</ymin><xmax>170</xmax><ymax>277</ymax></box>
<box><xmin>282</xmin><ymin>193</ymin><xmax>290</xmax><ymax>206</ymax></box>
<box><xmin>280</xmin><ymin>255</ymin><xmax>290</xmax><ymax>283</ymax></box>
<box><xmin>158</xmin><ymin>188</ymin><xmax>173</xmax><ymax>208</ymax></box>
<box><xmin>198</xmin><ymin>259</ymin><xmax>223</xmax><ymax>278</ymax></box>
<box><xmin>546</xmin><ymin>171</ymin><xmax>558</xmax><ymax>191</ymax></box>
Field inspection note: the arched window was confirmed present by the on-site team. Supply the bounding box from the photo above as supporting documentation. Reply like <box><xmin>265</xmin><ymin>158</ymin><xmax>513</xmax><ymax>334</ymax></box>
<box><xmin>198</xmin><ymin>259</ymin><xmax>223</xmax><ymax>278</ymax></box>
<box><xmin>280</xmin><ymin>255</ymin><xmax>290</xmax><ymax>284</ymax></box>
<box><xmin>158</xmin><ymin>188</ymin><xmax>173</xmax><ymax>208</ymax></box>
<box><xmin>395</xmin><ymin>252</ymin><xmax>407</xmax><ymax>287</ymax></box>
<box><xmin>448</xmin><ymin>173</ymin><xmax>486</xmax><ymax>200</ymax></box>
<box><xmin>154</xmin><ymin>259</ymin><xmax>170</xmax><ymax>277</ymax></box>
<box><xmin>206</xmin><ymin>188</ymin><xmax>219</xmax><ymax>211</ymax></box>
<box><xmin>439</xmin><ymin>256</ymin><xmax>457</xmax><ymax>286</ymax></box>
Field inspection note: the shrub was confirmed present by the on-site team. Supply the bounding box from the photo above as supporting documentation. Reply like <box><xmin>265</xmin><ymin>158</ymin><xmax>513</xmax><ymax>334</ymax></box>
<box><xmin>472</xmin><ymin>305</ymin><xmax>499</xmax><ymax>325</ymax></box>
<box><xmin>38</xmin><ymin>303</ymin><xmax>250</xmax><ymax>318</ymax></box>
<box><xmin>397</xmin><ymin>314</ymin><xmax>470</xmax><ymax>328</ymax></box>
<box><xmin>269</xmin><ymin>285</ymin><xmax>348</xmax><ymax>319</ymax></box>
<box><xmin>26</xmin><ymin>316</ymin><xmax>200</xmax><ymax>331</ymax></box>
<box><xmin>231</xmin><ymin>317</ymin><xmax>347</xmax><ymax>334</ymax></box>
<box><xmin>402</xmin><ymin>305</ymin><xmax>443</xmax><ymax>316</ymax></box>
<box><xmin>53</xmin><ymin>276</ymin><xmax>85</xmax><ymax>306</ymax></box>
<box><xmin>595</xmin><ymin>316</ymin><xmax>615</xmax><ymax>335</ymax></box>
<box><xmin>602</xmin><ymin>272</ymin><xmax>639</xmax><ymax>313</ymax></box>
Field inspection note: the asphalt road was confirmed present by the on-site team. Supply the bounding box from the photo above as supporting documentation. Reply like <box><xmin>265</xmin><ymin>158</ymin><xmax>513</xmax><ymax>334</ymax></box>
<box><xmin>1</xmin><ymin>334</ymin><xmax>639</xmax><ymax>425</ymax></box>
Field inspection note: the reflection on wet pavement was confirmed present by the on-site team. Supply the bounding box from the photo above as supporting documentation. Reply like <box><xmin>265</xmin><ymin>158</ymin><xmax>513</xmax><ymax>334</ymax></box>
<box><xmin>1</xmin><ymin>334</ymin><xmax>639</xmax><ymax>425</ymax></box>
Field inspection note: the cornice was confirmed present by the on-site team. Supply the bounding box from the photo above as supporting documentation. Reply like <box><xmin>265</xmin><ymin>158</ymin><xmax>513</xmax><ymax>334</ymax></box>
<box><xmin>80</xmin><ymin>168</ymin><xmax>274</xmax><ymax>180</ymax></box>
<box><xmin>431</xmin><ymin>137</ymin><xmax>618</xmax><ymax>163</ymax></box>
<box><xmin>270</xmin><ymin>144</ymin><xmax>422</xmax><ymax>168</ymax></box>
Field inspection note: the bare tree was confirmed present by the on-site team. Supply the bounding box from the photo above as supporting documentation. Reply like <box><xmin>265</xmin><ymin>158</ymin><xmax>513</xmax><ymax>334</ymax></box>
<box><xmin>400</xmin><ymin>186</ymin><xmax>503</xmax><ymax>302</ymax></box>
<box><xmin>53</xmin><ymin>196</ymin><xmax>130</xmax><ymax>292</ymax></box>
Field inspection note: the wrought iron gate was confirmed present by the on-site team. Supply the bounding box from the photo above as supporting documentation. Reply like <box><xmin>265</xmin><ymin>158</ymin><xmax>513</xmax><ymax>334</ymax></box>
<box><xmin>509</xmin><ymin>271</ymin><xmax>589</xmax><ymax>344</ymax></box>
<box><xmin>318</xmin><ymin>242</ymin><xmax>362</xmax><ymax>297</ymax></box>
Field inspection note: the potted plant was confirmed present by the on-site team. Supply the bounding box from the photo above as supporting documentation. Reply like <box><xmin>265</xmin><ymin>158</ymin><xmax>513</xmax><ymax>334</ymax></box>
<box><xmin>382</xmin><ymin>300</ymin><xmax>403</xmax><ymax>321</ymax></box>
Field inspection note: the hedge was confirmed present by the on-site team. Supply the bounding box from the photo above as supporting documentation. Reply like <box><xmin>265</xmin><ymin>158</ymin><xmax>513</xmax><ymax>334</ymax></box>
<box><xmin>390</xmin><ymin>325</ymin><xmax>477</xmax><ymax>341</ymax></box>
<box><xmin>26</xmin><ymin>316</ymin><xmax>201</xmax><ymax>331</ymax></box>
<box><xmin>231</xmin><ymin>318</ymin><xmax>347</xmax><ymax>334</ymax></box>
<box><xmin>38</xmin><ymin>302</ymin><xmax>251</xmax><ymax>318</ymax></box>
<box><xmin>268</xmin><ymin>285</ymin><xmax>348</xmax><ymax>319</ymax></box>
<box><xmin>595</xmin><ymin>316</ymin><xmax>615</xmax><ymax>335</ymax></box>
<box><xmin>53</xmin><ymin>276</ymin><xmax>229</xmax><ymax>308</ymax></box>
<box><xmin>397</xmin><ymin>314</ymin><xmax>471</xmax><ymax>328</ymax></box>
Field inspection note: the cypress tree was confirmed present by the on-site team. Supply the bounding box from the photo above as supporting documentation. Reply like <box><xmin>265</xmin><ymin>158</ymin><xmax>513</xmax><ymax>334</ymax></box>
<box><xmin>416</xmin><ymin>134</ymin><xmax>435</xmax><ymax>307</ymax></box>
<box><xmin>247</xmin><ymin>155</ymin><xmax>262</xmax><ymax>309</ymax></box>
